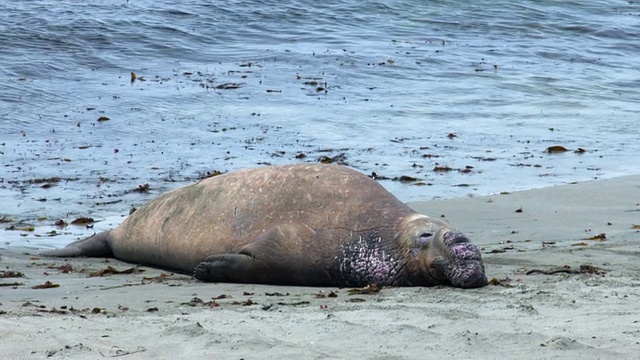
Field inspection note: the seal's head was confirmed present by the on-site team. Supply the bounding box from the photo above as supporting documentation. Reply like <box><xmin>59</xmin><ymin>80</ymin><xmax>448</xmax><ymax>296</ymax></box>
<box><xmin>403</xmin><ymin>215</ymin><xmax>487</xmax><ymax>288</ymax></box>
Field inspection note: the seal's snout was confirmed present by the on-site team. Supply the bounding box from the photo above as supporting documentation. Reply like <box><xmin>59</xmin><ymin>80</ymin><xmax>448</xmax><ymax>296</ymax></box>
<box><xmin>442</xmin><ymin>231</ymin><xmax>488</xmax><ymax>288</ymax></box>
<box><xmin>443</xmin><ymin>255</ymin><xmax>487</xmax><ymax>288</ymax></box>
<box><xmin>442</xmin><ymin>231</ymin><xmax>470</xmax><ymax>247</ymax></box>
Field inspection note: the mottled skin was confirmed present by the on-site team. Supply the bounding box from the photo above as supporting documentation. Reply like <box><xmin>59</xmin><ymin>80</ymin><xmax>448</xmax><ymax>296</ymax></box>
<box><xmin>43</xmin><ymin>164</ymin><xmax>487</xmax><ymax>288</ymax></box>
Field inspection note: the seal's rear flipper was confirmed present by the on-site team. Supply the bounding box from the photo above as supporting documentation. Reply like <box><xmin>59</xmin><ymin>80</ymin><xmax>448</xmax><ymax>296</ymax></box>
<box><xmin>41</xmin><ymin>231</ymin><xmax>114</xmax><ymax>258</ymax></box>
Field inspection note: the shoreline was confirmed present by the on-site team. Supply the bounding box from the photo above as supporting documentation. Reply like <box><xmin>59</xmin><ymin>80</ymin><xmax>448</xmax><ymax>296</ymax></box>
<box><xmin>2</xmin><ymin>175</ymin><xmax>640</xmax><ymax>358</ymax></box>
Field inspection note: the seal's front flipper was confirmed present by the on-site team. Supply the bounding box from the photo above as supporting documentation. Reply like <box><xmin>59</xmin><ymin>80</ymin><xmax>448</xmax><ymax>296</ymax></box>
<box><xmin>193</xmin><ymin>254</ymin><xmax>258</xmax><ymax>283</ymax></box>
<box><xmin>192</xmin><ymin>225</ymin><xmax>293</xmax><ymax>283</ymax></box>
<box><xmin>193</xmin><ymin>224</ymin><xmax>334</xmax><ymax>285</ymax></box>
<box><xmin>41</xmin><ymin>231</ymin><xmax>114</xmax><ymax>258</ymax></box>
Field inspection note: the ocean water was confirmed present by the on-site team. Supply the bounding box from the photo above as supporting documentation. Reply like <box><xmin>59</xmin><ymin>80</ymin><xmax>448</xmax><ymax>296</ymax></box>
<box><xmin>1</xmin><ymin>0</ymin><xmax>640</xmax><ymax>247</ymax></box>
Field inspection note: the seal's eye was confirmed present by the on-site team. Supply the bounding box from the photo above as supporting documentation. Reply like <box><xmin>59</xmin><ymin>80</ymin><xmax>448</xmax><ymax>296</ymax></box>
<box><xmin>416</xmin><ymin>233</ymin><xmax>433</xmax><ymax>247</ymax></box>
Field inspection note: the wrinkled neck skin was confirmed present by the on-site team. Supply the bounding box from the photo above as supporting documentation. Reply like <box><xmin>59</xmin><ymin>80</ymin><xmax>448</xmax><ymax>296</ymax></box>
<box><xmin>338</xmin><ymin>229</ymin><xmax>411</xmax><ymax>287</ymax></box>
<box><xmin>403</xmin><ymin>215</ymin><xmax>488</xmax><ymax>288</ymax></box>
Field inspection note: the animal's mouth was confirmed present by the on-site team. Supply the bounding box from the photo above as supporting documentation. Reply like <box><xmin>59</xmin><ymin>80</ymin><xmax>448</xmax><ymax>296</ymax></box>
<box><xmin>442</xmin><ymin>231</ymin><xmax>488</xmax><ymax>288</ymax></box>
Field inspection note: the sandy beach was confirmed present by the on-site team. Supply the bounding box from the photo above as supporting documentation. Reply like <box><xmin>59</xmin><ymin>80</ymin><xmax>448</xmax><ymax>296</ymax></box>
<box><xmin>2</xmin><ymin>175</ymin><xmax>639</xmax><ymax>359</ymax></box>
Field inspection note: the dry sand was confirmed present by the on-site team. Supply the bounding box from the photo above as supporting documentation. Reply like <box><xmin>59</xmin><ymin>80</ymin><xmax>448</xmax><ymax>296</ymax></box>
<box><xmin>1</xmin><ymin>176</ymin><xmax>640</xmax><ymax>359</ymax></box>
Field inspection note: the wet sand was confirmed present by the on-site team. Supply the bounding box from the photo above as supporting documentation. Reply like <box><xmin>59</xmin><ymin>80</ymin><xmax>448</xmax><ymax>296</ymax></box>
<box><xmin>1</xmin><ymin>175</ymin><xmax>640</xmax><ymax>359</ymax></box>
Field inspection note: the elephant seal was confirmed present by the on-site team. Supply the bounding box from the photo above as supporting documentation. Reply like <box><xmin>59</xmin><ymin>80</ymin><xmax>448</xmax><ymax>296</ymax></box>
<box><xmin>43</xmin><ymin>164</ymin><xmax>487</xmax><ymax>288</ymax></box>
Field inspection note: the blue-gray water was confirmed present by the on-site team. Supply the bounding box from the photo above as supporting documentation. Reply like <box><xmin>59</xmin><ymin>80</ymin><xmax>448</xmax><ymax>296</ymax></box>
<box><xmin>1</xmin><ymin>0</ymin><xmax>640</xmax><ymax>247</ymax></box>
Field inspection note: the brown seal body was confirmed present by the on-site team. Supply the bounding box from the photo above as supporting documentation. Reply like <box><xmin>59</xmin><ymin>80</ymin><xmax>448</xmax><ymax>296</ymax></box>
<box><xmin>43</xmin><ymin>164</ymin><xmax>487</xmax><ymax>288</ymax></box>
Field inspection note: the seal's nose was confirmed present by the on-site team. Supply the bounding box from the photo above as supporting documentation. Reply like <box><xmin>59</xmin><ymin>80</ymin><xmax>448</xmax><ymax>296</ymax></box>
<box><xmin>442</xmin><ymin>231</ymin><xmax>469</xmax><ymax>247</ymax></box>
<box><xmin>448</xmin><ymin>261</ymin><xmax>488</xmax><ymax>288</ymax></box>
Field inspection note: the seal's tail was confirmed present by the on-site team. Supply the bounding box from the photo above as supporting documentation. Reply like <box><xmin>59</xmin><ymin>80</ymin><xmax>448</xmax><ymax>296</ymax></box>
<box><xmin>41</xmin><ymin>231</ymin><xmax>114</xmax><ymax>258</ymax></box>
